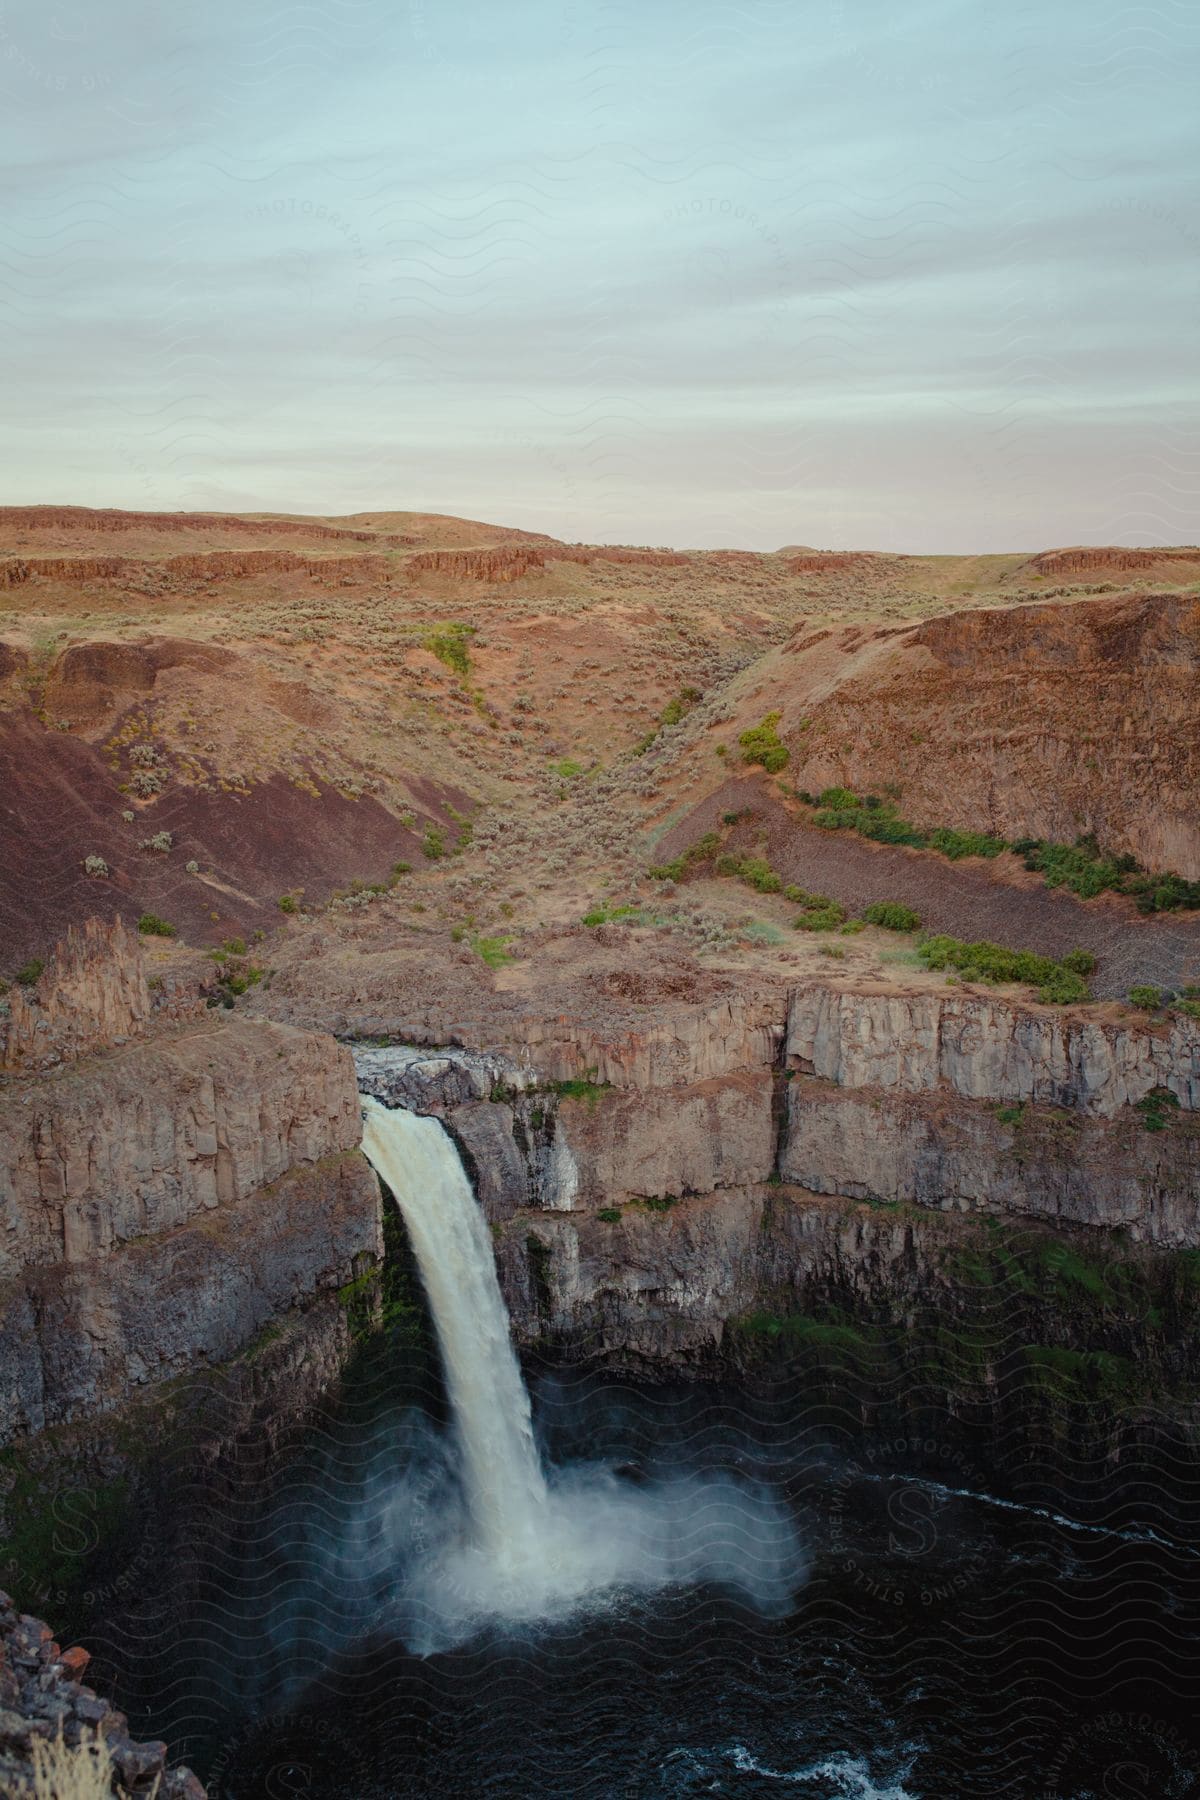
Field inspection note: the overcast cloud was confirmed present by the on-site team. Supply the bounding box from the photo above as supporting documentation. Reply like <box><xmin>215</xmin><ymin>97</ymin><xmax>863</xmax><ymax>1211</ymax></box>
<box><xmin>1</xmin><ymin>0</ymin><xmax>1196</xmax><ymax>548</ymax></box>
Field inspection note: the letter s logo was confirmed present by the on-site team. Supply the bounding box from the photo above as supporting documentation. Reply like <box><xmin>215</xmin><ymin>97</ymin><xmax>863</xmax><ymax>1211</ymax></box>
<box><xmin>887</xmin><ymin>1486</ymin><xmax>940</xmax><ymax>1559</ymax></box>
<box><xmin>52</xmin><ymin>1488</ymin><xmax>99</xmax><ymax>1559</ymax></box>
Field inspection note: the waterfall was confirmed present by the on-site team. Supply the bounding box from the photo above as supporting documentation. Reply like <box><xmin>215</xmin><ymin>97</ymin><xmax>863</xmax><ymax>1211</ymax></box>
<box><xmin>360</xmin><ymin>1096</ymin><xmax>547</xmax><ymax>1555</ymax></box>
<box><xmin>359</xmin><ymin>1091</ymin><xmax>805</xmax><ymax>1650</ymax></box>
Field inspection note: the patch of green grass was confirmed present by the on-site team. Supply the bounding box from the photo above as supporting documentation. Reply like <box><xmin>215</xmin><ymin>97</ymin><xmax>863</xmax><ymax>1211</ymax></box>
<box><xmin>1135</xmin><ymin>1086</ymin><xmax>1180</xmax><ymax>1132</ymax></box>
<box><xmin>471</xmin><ymin>933</ymin><xmax>514</xmax><ymax>969</ymax></box>
<box><xmin>137</xmin><ymin>914</ymin><xmax>176</xmax><ymax>938</ymax></box>
<box><xmin>14</xmin><ymin>957</ymin><xmax>44</xmax><ymax>985</ymax></box>
<box><xmin>423</xmin><ymin>622</ymin><xmax>475</xmax><ymax>678</ymax></box>
<box><xmin>551</xmin><ymin>757</ymin><xmax>585</xmax><ymax>780</ymax></box>
<box><xmin>551</xmin><ymin>1074</ymin><xmax>612</xmax><ymax>1108</ymax></box>
<box><xmin>741</xmin><ymin>920</ymin><xmax>787</xmax><ymax>945</ymax></box>
<box><xmin>582</xmin><ymin>902</ymin><xmax>640</xmax><ymax>927</ymax></box>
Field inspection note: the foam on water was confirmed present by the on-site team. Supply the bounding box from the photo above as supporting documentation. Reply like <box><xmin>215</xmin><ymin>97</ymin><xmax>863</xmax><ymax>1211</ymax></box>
<box><xmin>360</xmin><ymin>1096</ymin><xmax>806</xmax><ymax>1653</ymax></box>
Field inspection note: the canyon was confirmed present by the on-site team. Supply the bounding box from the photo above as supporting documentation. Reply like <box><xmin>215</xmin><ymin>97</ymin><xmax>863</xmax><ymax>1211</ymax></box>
<box><xmin>1</xmin><ymin>507</ymin><xmax>1199</xmax><ymax>1792</ymax></box>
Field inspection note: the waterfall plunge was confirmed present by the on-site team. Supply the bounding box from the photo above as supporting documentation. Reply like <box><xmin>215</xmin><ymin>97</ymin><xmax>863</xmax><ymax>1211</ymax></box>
<box><xmin>360</xmin><ymin>1097</ymin><xmax>547</xmax><ymax>1555</ymax></box>
<box><xmin>360</xmin><ymin>1094</ymin><xmax>805</xmax><ymax>1651</ymax></box>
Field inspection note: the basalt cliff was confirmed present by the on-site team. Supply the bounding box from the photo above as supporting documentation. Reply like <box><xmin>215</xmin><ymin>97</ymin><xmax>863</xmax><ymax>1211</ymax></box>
<box><xmin>3</xmin><ymin>507</ymin><xmax>1200</xmax><ymax>1787</ymax></box>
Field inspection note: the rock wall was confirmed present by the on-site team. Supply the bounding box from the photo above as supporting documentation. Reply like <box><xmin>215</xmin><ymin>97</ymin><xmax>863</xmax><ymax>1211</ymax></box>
<box><xmin>0</xmin><ymin>1151</ymin><xmax>378</xmax><ymax>1442</ymax></box>
<box><xmin>504</xmin><ymin>988</ymin><xmax>785</xmax><ymax>1089</ymax></box>
<box><xmin>354</xmin><ymin>1044</ymin><xmax>778</xmax><ymax>1219</ymax></box>
<box><xmin>1</xmin><ymin>1018</ymin><xmax>380</xmax><ymax>1445</ymax></box>
<box><xmin>781</xmin><ymin>590</ymin><xmax>1200</xmax><ymax>878</ymax></box>
<box><xmin>781</xmin><ymin>1077</ymin><xmax>1200</xmax><ymax>1247</ymax></box>
<box><xmin>1</xmin><ymin>1019</ymin><xmax>362</xmax><ymax>1273</ymax></box>
<box><xmin>786</xmin><ymin>984</ymin><xmax>1200</xmax><ymax>1116</ymax></box>
<box><xmin>1</xmin><ymin>916</ymin><xmax>171</xmax><ymax>1073</ymax></box>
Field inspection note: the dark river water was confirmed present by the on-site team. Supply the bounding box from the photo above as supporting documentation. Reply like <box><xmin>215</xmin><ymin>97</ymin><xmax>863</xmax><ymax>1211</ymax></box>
<box><xmin>95</xmin><ymin>1345</ymin><xmax>1200</xmax><ymax>1800</ymax></box>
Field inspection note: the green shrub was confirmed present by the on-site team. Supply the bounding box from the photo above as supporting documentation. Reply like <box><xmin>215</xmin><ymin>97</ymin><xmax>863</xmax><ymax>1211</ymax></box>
<box><xmin>648</xmin><ymin>831</ymin><xmax>720</xmax><ymax>884</ymax></box>
<box><xmin>927</xmin><ymin>828</ymin><xmax>1006</xmax><ymax>860</ymax></box>
<box><xmin>794</xmin><ymin>898</ymin><xmax>847</xmax><ymax>931</ymax></box>
<box><xmin>137</xmin><ymin>914</ymin><xmax>176</xmax><ymax>938</ymax></box>
<box><xmin>596</xmin><ymin>1208</ymin><xmax>622</xmax><ymax>1224</ymax></box>
<box><xmin>914</xmin><ymin>933</ymin><xmax>1089</xmax><ymax>1003</ymax></box>
<box><xmin>1061</xmin><ymin>947</ymin><xmax>1097</xmax><ymax>976</ymax></box>
<box><xmin>856</xmin><ymin>812</ymin><xmax>927</xmax><ymax>847</ymax></box>
<box><xmin>1135</xmin><ymin>1087</ymin><xmax>1180</xmax><ymax>1132</ymax></box>
<box><xmin>738</xmin><ymin>712</ymin><xmax>789</xmax><ymax>774</ymax></box>
<box><xmin>14</xmin><ymin>957</ymin><xmax>44</xmax><ymax>986</ymax></box>
<box><xmin>582</xmin><ymin>902</ymin><xmax>638</xmax><ymax>927</ymax></box>
<box><xmin>1021</xmin><ymin>835</ymin><xmax>1200</xmax><ymax>913</ymax></box>
<box><xmin>818</xmin><ymin>786</ymin><xmax>859</xmax><ymax>808</ymax></box>
<box><xmin>1174</xmin><ymin>997</ymin><xmax>1200</xmax><ymax>1021</ymax></box>
<box><xmin>422</xmin><ymin>827</ymin><xmax>445</xmax><ymax>860</ymax></box>
<box><xmin>739</xmin><ymin>857</ymin><xmax>782</xmax><ymax>893</ymax></box>
<box><xmin>863</xmin><ymin>901</ymin><xmax>922</xmax><ymax>932</ymax></box>
<box><xmin>391</xmin><ymin>860</ymin><xmax>412</xmax><ymax>878</ymax></box>
<box><xmin>660</xmin><ymin>687</ymin><xmax>700</xmax><ymax>726</ymax></box>
<box><xmin>1128</xmin><ymin>985</ymin><xmax>1162</xmax><ymax>1011</ymax></box>
<box><xmin>423</xmin><ymin>622</ymin><xmax>474</xmax><ymax>677</ymax></box>
<box><xmin>840</xmin><ymin>919</ymin><xmax>866</xmax><ymax>934</ymax></box>
<box><xmin>278</xmin><ymin>894</ymin><xmax>298</xmax><ymax>913</ymax></box>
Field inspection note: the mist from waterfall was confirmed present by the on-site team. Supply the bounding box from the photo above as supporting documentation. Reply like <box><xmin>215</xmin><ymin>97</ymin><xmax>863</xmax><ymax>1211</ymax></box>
<box><xmin>359</xmin><ymin>1095</ymin><xmax>806</xmax><ymax>1654</ymax></box>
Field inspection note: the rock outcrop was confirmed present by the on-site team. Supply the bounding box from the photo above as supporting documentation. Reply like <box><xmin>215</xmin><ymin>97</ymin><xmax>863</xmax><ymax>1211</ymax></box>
<box><xmin>1</xmin><ymin>917</ymin><xmax>158</xmax><ymax>1072</ymax></box>
<box><xmin>773</xmin><ymin>590</ymin><xmax>1200</xmax><ymax>879</ymax></box>
<box><xmin>0</xmin><ymin>505</ymin><xmax>379</xmax><ymax>544</ymax></box>
<box><xmin>786</xmin><ymin>984</ymin><xmax>1200</xmax><ymax>1116</ymax></box>
<box><xmin>1</xmin><ymin>1010</ymin><xmax>380</xmax><ymax>1444</ymax></box>
<box><xmin>0</xmin><ymin>1590</ymin><xmax>203</xmax><ymax>1798</ymax></box>
<box><xmin>781</xmin><ymin>1077</ymin><xmax>1200</xmax><ymax>1247</ymax></box>
<box><xmin>1026</xmin><ymin>546</ymin><xmax>1200</xmax><ymax>578</ymax></box>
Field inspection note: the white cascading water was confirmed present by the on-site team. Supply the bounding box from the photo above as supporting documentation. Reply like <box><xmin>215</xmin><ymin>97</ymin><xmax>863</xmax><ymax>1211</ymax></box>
<box><xmin>360</xmin><ymin>1094</ymin><xmax>805</xmax><ymax>1650</ymax></box>
<box><xmin>360</xmin><ymin>1095</ymin><xmax>547</xmax><ymax>1556</ymax></box>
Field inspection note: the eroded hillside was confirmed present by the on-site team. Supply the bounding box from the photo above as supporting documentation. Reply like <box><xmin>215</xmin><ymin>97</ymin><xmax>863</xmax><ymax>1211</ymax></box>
<box><xmin>1</xmin><ymin>505</ymin><xmax>1198</xmax><ymax>1019</ymax></box>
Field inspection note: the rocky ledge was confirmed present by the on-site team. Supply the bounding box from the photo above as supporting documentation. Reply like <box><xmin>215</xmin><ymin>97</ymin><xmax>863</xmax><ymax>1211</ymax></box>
<box><xmin>0</xmin><ymin>1590</ymin><xmax>202</xmax><ymax>1797</ymax></box>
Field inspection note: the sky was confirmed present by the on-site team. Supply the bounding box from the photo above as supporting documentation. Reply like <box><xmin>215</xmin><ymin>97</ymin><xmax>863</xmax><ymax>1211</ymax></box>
<box><xmin>2</xmin><ymin>0</ymin><xmax>1197</xmax><ymax>549</ymax></box>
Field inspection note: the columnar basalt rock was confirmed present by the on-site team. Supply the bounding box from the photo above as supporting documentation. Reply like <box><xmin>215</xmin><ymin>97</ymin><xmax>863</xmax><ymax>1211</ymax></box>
<box><xmin>1</xmin><ymin>1018</ymin><xmax>380</xmax><ymax>1444</ymax></box>
<box><xmin>1</xmin><ymin>916</ymin><xmax>162</xmax><ymax>1072</ymax></box>
<box><xmin>786</xmin><ymin>985</ymin><xmax>1200</xmax><ymax>1116</ymax></box>
<box><xmin>1</xmin><ymin>1020</ymin><xmax>363</xmax><ymax>1273</ymax></box>
<box><xmin>507</xmin><ymin>988</ymin><xmax>787</xmax><ymax>1089</ymax></box>
<box><xmin>780</xmin><ymin>1077</ymin><xmax>1200</xmax><ymax>1247</ymax></box>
